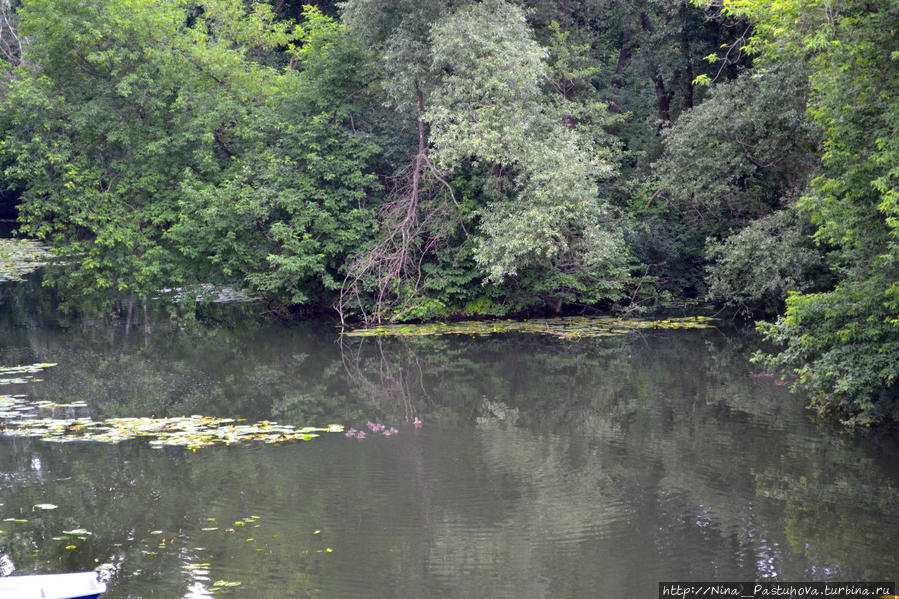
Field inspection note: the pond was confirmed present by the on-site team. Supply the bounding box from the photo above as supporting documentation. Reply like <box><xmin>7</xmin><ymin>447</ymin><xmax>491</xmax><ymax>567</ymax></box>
<box><xmin>0</xmin><ymin>276</ymin><xmax>897</xmax><ymax>598</ymax></box>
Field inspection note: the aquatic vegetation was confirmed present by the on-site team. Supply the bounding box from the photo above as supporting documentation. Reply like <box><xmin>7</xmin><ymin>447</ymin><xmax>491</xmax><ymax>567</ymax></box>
<box><xmin>155</xmin><ymin>283</ymin><xmax>258</xmax><ymax>304</ymax></box>
<box><xmin>0</xmin><ymin>363</ymin><xmax>58</xmax><ymax>376</ymax></box>
<box><xmin>0</xmin><ymin>363</ymin><xmax>58</xmax><ymax>386</ymax></box>
<box><xmin>343</xmin><ymin>315</ymin><xmax>717</xmax><ymax>340</ymax></box>
<box><xmin>0</xmin><ymin>361</ymin><xmax>343</xmax><ymax>448</ymax></box>
<box><xmin>0</xmin><ymin>411</ymin><xmax>343</xmax><ymax>449</ymax></box>
<box><xmin>345</xmin><ymin>421</ymin><xmax>399</xmax><ymax>439</ymax></box>
<box><xmin>212</xmin><ymin>580</ymin><xmax>242</xmax><ymax>588</ymax></box>
<box><xmin>0</xmin><ymin>239</ymin><xmax>53</xmax><ymax>282</ymax></box>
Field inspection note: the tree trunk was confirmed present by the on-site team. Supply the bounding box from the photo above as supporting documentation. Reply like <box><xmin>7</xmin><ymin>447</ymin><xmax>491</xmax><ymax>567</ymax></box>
<box><xmin>142</xmin><ymin>295</ymin><xmax>151</xmax><ymax>344</ymax></box>
<box><xmin>611</xmin><ymin>27</ymin><xmax>631</xmax><ymax>89</ymax></box>
<box><xmin>123</xmin><ymin>291</ymin><xmax>135</xmax><ymax>346</ymax></box>
<box><xmin>655</xmin><ymin>73</ymin><xmax>673</xmax><ymax>126</ymax></box>
<box><xmin>680</xmin><ymin>3</ymin><xmax>694</xmax><ymax>110</ymax></box>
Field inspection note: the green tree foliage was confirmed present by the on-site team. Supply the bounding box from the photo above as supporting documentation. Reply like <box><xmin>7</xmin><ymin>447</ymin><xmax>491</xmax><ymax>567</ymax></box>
<box><xmin>339</xmin><ymin>0</ymin><xmax>631</xmax><ymax>321</ymax></box>
<box><xmin>0</xmin><ymin>0</ymin><xmax>23</xmax><ymax>73</ymax></box>
<box><xmin>0</xmin><ymin>0</ymin><xmax>290</xmax><ymax>307</ymax></box>
<box><xmin>0</xmin><ymin>0</ymin><xmax>377</xmax><ymax>314</ymax></box>
<box><xmin>644</xmin><ymin>61</ymin><xmax>821</xmax><ymax>296</ymax></box>
<box><xmin>706</xmin><ymin>0</ymin><xmax>899</xmax><ymax>423</ymax></box>
<box><xmin>427</xmin><ymin>0</ymin><xmax>629</xmax><ymax>302</ymax></box>
<box><xmin>706</xmin><ymin>208</ymin><xmax>831</xmax><ymax>315</ymax></box>
<box><xmin>171</xmin><ymin>7</ymin><xmax>382</xmax><ymax>311</ymax></box>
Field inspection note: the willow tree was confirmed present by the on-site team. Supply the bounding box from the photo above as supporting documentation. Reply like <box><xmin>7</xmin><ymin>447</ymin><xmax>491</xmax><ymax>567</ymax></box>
<box><xmin>339</xmin><ymin>0</ymin><xmax>630</xmax><ymax>322</ymax></box>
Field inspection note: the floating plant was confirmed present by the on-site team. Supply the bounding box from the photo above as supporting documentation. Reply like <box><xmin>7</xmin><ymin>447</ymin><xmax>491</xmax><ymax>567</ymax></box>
<box><xmin>0</xmin><ymin>363</ymin><xmax>58</xmax><ymax>386</ymax></box>
<box><xmin>0</xmin><ymin>364</ymin><xmax>62</xmax><ymax>419</ymax></box>
<box><xmin>345</xmin><ymin>421</ymin><xmax>399</xmax><ymax>439</ymax></box>
<box><xmin>0</xmin><ymin>239</ymin><xmax>53</xmax><ymax>282</ymax></box>
<box><xmin>343</xmin><ymin>315</ymin><xmax>717</xmax><ymax>340</ymax></box>
<box><xmin>0</xmin><ymin>413</ymin><xmax>343</xmax><ymax>450</ymax></box>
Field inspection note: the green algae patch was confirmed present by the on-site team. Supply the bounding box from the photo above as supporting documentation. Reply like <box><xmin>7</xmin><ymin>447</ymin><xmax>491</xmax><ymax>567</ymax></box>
<box><xmin>343</xmin><ymin>315</ymin><xmax>717</xmax><ymax>340</ymax></box>
<box><xmin>0</xmin><ymin>239</ymin><xmax>53</xmax><ymax>282</ymax></box>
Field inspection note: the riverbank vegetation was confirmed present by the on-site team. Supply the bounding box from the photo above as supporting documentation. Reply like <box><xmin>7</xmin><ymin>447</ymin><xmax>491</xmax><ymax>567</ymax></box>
<box><xmin>0</xmin><ymin>0</ymin><xmax>896</xmax><ymax>424</ymax></box>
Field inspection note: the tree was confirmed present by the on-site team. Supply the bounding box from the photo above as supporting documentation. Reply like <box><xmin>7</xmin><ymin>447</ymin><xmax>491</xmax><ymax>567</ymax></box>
<box><xmin>0</xmin><ymin>0</ymin><xmax>296</xmax><ymax>312</ymax></box>
<box><xmin>643</xmin><ymin>60</ymin><xmax>822</xmax><ymax>298</ymax></box>
<box><xmin>1</xmin><ymin>0</ymin><xmax>379</xmax><ymax>317</ymax></box>
<box><xmin>705</xmin><ymin>208</ymin><xmax>831</xmax><ymax>315</ymax></box>
<box><xmin>703</xmin><ymin>0</ymin><xmax>899</xmax><ymax>423</ymax></box>
<box><xmin>427</xmin><ymin>0</ymin><xmax>628</xmax><ymax>295</ymax></box>
<box><xmin>338</xmin><ymin>0</ymin><xmax>630</xmax><ymax>321</ymax></box>
<box><xmin>0</xmin><ymin>0</ymin><xmax>24</xmax><ymax>72</ymax></box>
<box><xmin>171</xmin><ymin>7</ymin><xmax>383</xmax><ymax>314</ymax></box>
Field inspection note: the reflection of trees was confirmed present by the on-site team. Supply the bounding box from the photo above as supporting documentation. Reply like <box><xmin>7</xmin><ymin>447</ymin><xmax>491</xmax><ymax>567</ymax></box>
<box><xmin>338</xmin><ymin>328</ymin><xmax>899</xmax><ymax>584</ymax></box>
<box><xmin>338</xmin><ymin>336</ymin><xmax>432</xmax><ymax>425</ymax></box>
<box><xmin>753</xmin><ymin>432</ymin><xmax>899</xmax><ymax>579</ymax></box>
<box><xmin>2</xmin><ymin>283</ymin><xmax>897</xmax><ymax>589</ymax></box>
<box><xmin>337</xmin><ymin>332</ymin><xmax>637</xmax><ymax>429</ymax></box>
<box><xmin>0</xmin><ymin>438</ymin><xmax>335</xmax><ymax>597</ymax></box>
<box><xmin>0</xmin><ymin>282</ymin><xmax>361</xmax><ymax>425</ymax></box>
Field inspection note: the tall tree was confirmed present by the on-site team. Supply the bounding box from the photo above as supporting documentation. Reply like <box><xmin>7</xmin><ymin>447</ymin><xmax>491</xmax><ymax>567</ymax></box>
<box><xmin>171</xmin><ymin>7</ymin><xmax>382</xmax><ymax>314</ymax></box>
<box><xmin>643</xmin><ymin>60</ymin><xmax>823</xmax><ymax>300</ymax></box>
<box><xmin>1</xmin><ymin>0</ymin><xmax>296</xmax><ymax>310</ymax></box>
<box><xmin>427</xmin><ymin>0</ymin><xmax>628</xmax><ymax>304</ymax></box>
<box><xmin>339</xmin><ymin>0</ymin><xmax>629</xmax><ymax>321</ymax></box>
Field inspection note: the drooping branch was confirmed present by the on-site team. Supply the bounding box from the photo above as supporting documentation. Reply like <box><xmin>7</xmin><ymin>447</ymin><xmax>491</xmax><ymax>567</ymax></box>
<box><xmin>338</xmin><ymin>80</ymin><xmax>462</xmax><ymax>326</ymax></box>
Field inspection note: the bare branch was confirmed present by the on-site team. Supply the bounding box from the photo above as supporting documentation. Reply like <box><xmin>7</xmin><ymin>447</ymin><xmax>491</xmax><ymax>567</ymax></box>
<box><xmin>337</xmin><ymin>81</ymin><xmax>467</xmax><ymax>326</ymax></box>
<box><xmin>0</xmin><ymin>1</ymin><xmax>27</xmax><ymax>68</ymax></box>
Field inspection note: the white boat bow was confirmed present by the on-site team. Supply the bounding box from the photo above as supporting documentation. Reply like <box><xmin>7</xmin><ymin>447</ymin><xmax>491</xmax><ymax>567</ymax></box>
<box><xmin>0</xmin><ymin>571</ymin><xmax>106</xmax><ymax>599</ymax></box>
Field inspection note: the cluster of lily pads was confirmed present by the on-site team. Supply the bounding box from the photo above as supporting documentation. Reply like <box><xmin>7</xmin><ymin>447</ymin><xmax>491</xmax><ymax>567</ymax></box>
<box><xmin>0</xmin><ymin>362</ymin><xmax>58</xmax><ymax>386</ymax></box>
<box><xmin>0</xmin><ymin>362</ymin><xmax>343</xmax><ymax>449</ymax></box>
<box><xmin>343</xmin><ymin>315</ymin><xmax>717</xmax><ymax>340</ymax></box>
<box><xmin>0</xmin><ymin>395</ymin><xmax>88</xmax><ymax>418</ymax></box>
<box><xmin>0</xmin><ymin>239</ymin><xmax>53</xmax><ymax>282</ymax></box>
<box><xmin>0</xmin><ymin>415</ymin><xmax>343</xmax><ymax>450</ymax></box>
<box><xmin>0</xmin><ymin>364</ymin><xmax>77</xmax><ymax>418</ymax></box>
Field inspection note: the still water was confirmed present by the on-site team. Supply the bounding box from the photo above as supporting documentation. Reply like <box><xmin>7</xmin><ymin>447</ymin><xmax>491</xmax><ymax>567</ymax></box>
<box><xmin>0</xmin><ymin>279</ymin><xmax>897</xmax><ymax>598</ymax></box>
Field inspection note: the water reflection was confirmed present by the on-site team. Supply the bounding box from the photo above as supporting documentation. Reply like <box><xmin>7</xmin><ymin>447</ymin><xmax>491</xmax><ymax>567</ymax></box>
<box><xmin>0</xmin><ymin>279</ymin><xmax>897</xmax><ymax>597</ymax></box>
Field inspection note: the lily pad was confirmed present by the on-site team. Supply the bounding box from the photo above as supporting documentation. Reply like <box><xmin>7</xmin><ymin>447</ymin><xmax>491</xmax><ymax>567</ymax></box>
<box><xmin>0</xmin><ymin>411</ymin><xmax>343</xmax><ymax>450</ymax></box>
<box><xmin>63</xmin><ymin>528</ymin><xmax>92</xmax><ymax>536</ymax></box>
<box><xmin>212</xmin><ymin>580</ymin><xmax>241</xmax><ymax>588</ymax></box>
<box><xmin>0</xmin><ymin>239</ymin><xmax>53</xmax><ymax>282</ymax></box>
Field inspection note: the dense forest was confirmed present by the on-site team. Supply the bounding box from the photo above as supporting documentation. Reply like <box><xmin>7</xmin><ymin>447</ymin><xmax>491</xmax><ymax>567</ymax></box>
<box><xmin>0</xmin><ymin>0</ymin><xmax>896</xmax><ymax>425</ymax></box>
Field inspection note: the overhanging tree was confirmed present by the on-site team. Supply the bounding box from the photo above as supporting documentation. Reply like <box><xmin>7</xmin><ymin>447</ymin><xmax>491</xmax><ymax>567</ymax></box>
<box><xmin>701</xmin><ymin>0</ymin><xmax>899</xmax><ymax>423</ymax></box>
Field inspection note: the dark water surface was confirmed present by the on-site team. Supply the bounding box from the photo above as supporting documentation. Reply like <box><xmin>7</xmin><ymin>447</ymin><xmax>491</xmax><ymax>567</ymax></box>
<box><xmin>0</xmin><ymin>280</ymin><xmax>897</xmax><ymax>598</ymax></box>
